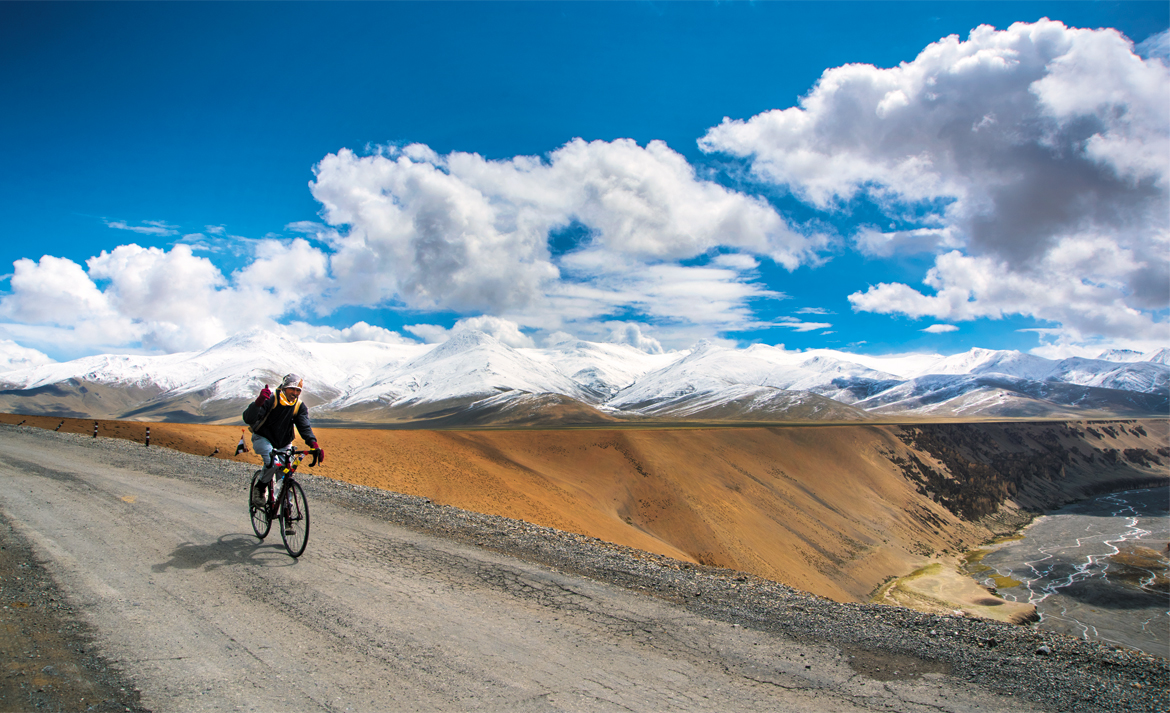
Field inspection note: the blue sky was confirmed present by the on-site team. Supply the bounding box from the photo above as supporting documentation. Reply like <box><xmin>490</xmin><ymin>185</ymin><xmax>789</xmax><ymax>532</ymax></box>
<box><xmin>1</xmin><ymin>1</ymin><xmax>1167</xmax><ymax>360</ymax></box>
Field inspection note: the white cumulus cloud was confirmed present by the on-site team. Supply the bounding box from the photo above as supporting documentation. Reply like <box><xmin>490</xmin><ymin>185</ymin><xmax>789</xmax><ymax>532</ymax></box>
<box><xmin>848</xmin><ymin>248</ymin><xmax>1160</xmax><ymax>341</ymax></box>
<box><xmin>406</xmin><ymin>316</ymin><xmax>535</xmax><ymax>348</ymax></box>
<box><xmin>309</xmin><ymin>138</ymin><xmax>821</xmax><ymax>342</ymax></box>
<box><xmin>232</xmin><ymin>238</ymin><xmax>331</xmax><ymax>319</ymax></box>
<box><xmin>603</xmin><ymin>321</ymin><xmax>664</xmax><ymax>354</ymax></box>
<box><xmin>701</xmin><ymin>19</ymin><xmax>1169</xmax><ymax>342</ymax></box>
<box><xmin>286</xmin><ymin>320</ymin><xmax>415</xmax><ymax>344</ymax></box>
<box><xmin>0</xmin><ymin>338</ymin><xmax>54</xmax><ymax>371</ymax></box>
<box><xmin>0</xmin><ymin>240</ymin><xmax>337</xmax><ymax>354</ymax></box>
<box><xmin>87</xmin><ymin>244</ymin><xmax>231</xmax><ymax>351</ymax></box>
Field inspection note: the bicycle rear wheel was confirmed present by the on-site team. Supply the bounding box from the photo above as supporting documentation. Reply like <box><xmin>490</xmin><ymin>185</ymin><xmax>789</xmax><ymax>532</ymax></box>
<box><xmin>249</xmin><ymin>470</ymin><xmax>271</xmax><ymax>539</ymax></box>
<box><xmin>280</xmin><ymin>479</ymin><xmax>309</xmax><ymax>557</ymax></box>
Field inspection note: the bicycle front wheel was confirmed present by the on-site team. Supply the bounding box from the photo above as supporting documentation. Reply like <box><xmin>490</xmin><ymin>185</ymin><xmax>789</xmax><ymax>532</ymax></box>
<box><xmin>280</xmin><ymin>480</ymin><xmax>309</xmax><ymax>557</ymax></box>
<box><xmin>249</xmin><ymin>470</ymin><xmax>271</xmax><ymax>539</ymax></box>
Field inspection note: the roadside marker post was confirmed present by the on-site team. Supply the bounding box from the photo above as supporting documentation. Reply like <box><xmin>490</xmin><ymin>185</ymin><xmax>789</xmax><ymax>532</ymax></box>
<box><xmin>54</xmin><ymin>421</ymin><xmax>63</xmax><ymax>431</ymax></box>
<box><xmin>93</xmin><ymin>421</ymin><xmax>98</xmax><ymax>438</ymax></box>
<box><xmin>145</xmin><ymin>427</ymin><xmax>150</xmax><ymax>447</ymax></box>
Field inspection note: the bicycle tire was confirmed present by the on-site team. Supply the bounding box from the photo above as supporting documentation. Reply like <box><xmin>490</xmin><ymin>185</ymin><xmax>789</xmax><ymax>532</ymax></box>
<box><xmin>280</xmin><ymin>479</ymin><xmax>309</xmax><ymax>557</ymax></box>
<box><xmin>249</xmin><ymin>470</ymin><xmax>271</xmax><ymax>539</ymax></box>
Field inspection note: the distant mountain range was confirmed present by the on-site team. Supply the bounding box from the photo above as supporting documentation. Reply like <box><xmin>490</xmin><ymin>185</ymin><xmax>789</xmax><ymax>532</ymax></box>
<box><xmin>0</xmin><ymin>329</ymin><xmax>1166</xmax><ymax>425</ymax></box>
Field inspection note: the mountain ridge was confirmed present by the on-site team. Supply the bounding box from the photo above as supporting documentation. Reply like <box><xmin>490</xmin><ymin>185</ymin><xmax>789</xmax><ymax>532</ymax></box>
<box><xmin>0</xmin><ymin>330</ymin><xmax>1165</xmax><ymax>424</ymax></box>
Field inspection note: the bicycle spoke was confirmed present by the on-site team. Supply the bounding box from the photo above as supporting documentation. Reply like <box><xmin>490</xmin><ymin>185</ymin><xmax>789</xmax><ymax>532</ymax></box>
<box><xmin>248</xmin><ymin>470</ymin><xmax>271</xmax><ymax>540</ymax></box>
<box><xmin>280</xmin><ymin>480</ymin><xmax>309</xmax><ymax>557</ymax></box>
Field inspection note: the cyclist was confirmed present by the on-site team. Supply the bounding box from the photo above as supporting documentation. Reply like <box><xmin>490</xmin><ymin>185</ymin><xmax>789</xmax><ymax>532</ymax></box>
<box><xmin>244</xmin><ymin>373</ymin><xmax>324</xmax><ymax>507</ymax></box>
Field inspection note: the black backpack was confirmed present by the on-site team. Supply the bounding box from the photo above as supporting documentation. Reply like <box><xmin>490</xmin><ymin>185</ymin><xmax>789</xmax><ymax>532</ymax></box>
<box><xmin>243</xmin><ymin>394</ymin><xmax>301</xmax><ymax>434</ymax></box>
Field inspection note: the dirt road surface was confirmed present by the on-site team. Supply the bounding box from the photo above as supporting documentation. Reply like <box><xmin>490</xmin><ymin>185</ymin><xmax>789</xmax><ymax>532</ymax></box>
<box><xmin>0</xmin><ymin>428</ymin><xmax>1064</xmax><ymax>711</ymax></box>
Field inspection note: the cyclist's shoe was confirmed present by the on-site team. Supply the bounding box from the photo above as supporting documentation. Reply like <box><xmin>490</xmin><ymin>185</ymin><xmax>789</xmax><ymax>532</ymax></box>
<box><xmin>250</xmin><ymin>483</ymin><xmax>265</xmax><ymax>508</ymax></box>
<box><xmin>284</xmin><ymin>524</ymin><xmax>296</xmax><ymax>535</ymax></box>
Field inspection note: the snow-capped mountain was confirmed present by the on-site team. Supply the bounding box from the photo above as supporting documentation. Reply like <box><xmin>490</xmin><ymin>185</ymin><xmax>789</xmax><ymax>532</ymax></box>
<box><xmin>1097</xmin><ymin>347</ymin><xmax>1169</xmax><ymax>365</ymax></box>
<box><xmin>1097</xmin><ymin>348</ymin><xmax>1145</xmax><ymax>363</ymax></box>
<box><xmin>327</xmin><ymin>330</ymin><xmax>592</xmax><ymax>419</ymax></box>
<box><xmin>0</xmin><ymin>329</ymin><xmax>426</xmax><ymax>421</ymax></box>
<box><xmin>521</xmin><ymin>338</ymin><xmax>678</xmax><ymax>399</ymax></box>
<box><xmin>1144</xmin><ymin>348</ymin><xmax>1170</xmax><ymax>366</ymax></box>
<box><xmin>0</xmin><ymin>330</ymin><xmax>1165</xmax><ymax>424</ymax></box>
<box><xmin>605</xmin><ymin>341</ymin><xmax>882</xmax><ymax>419</ymax></box>
<box><xmin>853</xmin><ymin>373</ymin><xmax>1168</xmax><ymax>418</ymax></box>
<box><xmin>910</xmin><ymin>348</ymin><xmax>1055</xmax><ymax>380</ymax></box>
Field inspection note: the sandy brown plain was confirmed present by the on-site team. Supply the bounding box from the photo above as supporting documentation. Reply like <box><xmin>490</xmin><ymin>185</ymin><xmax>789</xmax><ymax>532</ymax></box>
<box><xmin>1</xmin><ymin>413</ymin><xmax>1165</xmax><ymax>610</ymax></box>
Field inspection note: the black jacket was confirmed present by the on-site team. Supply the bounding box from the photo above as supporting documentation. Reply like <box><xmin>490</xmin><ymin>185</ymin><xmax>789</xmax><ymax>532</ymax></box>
<box><xmin>243</xmin><ymin>393</ymin><xmax>316</xmax><ymax>448</ymax></box>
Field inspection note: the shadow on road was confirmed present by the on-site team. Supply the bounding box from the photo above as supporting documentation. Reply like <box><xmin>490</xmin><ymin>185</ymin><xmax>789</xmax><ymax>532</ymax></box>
<box><xmin>152</xmin><ymin>533</ymin><xmax>296</xmax><ymax>572</ymax></box>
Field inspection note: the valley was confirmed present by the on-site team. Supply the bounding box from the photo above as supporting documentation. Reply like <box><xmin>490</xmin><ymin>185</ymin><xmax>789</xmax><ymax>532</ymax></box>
<box><xmin>1</xmin><ymin>412</ymin><xmax>1164</xmax><ymax>607</ymax></box>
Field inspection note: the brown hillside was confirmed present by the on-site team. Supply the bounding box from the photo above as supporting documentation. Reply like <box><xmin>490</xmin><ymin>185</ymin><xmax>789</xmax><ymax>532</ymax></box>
<box><xmin>2</xmin><ymin>413</ymin><xmax>1165</xmax><ymax>603</ymax></box>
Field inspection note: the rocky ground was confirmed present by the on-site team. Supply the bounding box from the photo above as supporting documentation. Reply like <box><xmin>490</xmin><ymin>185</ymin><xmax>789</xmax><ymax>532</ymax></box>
<box><xmin>1</xmin><ymin>425</ymin><xmax>1167</xmax><ymax>712</ymax></box>
<box><xmin>0</xmin><ymin>509</ymin><xmax>147</xmax><ymax>712</ymax></box>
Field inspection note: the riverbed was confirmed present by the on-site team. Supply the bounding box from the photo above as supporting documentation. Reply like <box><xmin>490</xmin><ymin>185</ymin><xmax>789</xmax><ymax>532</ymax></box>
<box><xmin>969</xmin><ymin>487</ymin><xmax>1169</xmax><ymax>657</ymax></box>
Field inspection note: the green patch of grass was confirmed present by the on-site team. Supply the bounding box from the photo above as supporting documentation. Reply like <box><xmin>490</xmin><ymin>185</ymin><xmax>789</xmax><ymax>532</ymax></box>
<box><xmin>900</xmin><ymin>563</ymin><xmax>943</xmax><ymax>582</ymax></box>
<box><xmin>989</xmin><ymin>533</ymin><xmax>1025</xmax><ymax>545</ymax></box>
<box><xmin>991</xmin><ymin>574</ymin><xmax>1023</xmax><ymax>589</ymax></box>
<box><xmin>962</xmin><ymin>549</ymin><xmax>988</xmax><ymax>566</ymax></box>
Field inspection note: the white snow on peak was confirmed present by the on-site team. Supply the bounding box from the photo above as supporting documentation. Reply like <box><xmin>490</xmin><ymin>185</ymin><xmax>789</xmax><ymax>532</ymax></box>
<box><xmin>330</xmin><ymin>330</ymin><xmax>589</xmax><ymax>410</ymax></box>
<box><xmin>893</xmin><ymin>347</ymin><xmax>1169</xmax><ymax>394</ymax></box>
<box><xmin>0</xmin><ymin>328</ymin><xmax>414</xmax><ymax>404</ymax></box>
<box><xmin>906</xmin><ymin>348</ymin><xmax>1050</xmax><ymax>379</ymax></box>
<box><xmin>0</xmin><ymin>329</ymin><xmax>1164</xmax><ymax>419</ymax></box>
<box><xmin>1097</xmin><ymin>348</ymin><xmax>1145</xmax><ymax>363</ymax></box>
<box><xmin>606</xmin><ymin>340</ymin><xmax>901</xmax><ymax>410</ymax></box>
<box><xmin>744</xmin><ymin>345</ymin><xmax>942</xmax><ymax>380</ymax></box>
<box><xmin>1144</xmin><ymin>347</ymin><xmax>1170</xmax><ymax>365</ymax></box>
<box><xmin>519</xmin><ymin>339</ymin><xmax>680</xmax><ymax>398</ymax></box>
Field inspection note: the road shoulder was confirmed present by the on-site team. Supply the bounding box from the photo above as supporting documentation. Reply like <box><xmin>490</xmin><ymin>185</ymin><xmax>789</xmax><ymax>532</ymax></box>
<box><xmin>0</xmin><ymin>511</ymin><xmax>146</xmax><ymax>712</ymax></box>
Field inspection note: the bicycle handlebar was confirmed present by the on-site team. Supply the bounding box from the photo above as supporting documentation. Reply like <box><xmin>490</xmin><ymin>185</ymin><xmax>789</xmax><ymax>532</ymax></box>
<box><xmin>270</xmin><ymin>445</ymin><xmax>323</xmax><ymax>468</ymax></box>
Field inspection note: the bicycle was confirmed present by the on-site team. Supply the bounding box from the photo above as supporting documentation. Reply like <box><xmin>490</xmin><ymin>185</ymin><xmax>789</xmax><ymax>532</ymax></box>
<box><xmin>249</xmin><ymin>445</ymin><xmax>319</xmax><ymax>557</ymax></box>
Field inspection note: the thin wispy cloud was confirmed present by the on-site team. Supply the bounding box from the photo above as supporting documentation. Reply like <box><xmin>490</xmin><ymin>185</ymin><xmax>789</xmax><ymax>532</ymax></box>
<box><xmin>1136</xmin><ymin>28</ymin><xmax>1169</xmax><ymax>62</ymax></box>
<box><xmin>776</xmin><ymin>317</ymin><xmax>833</xmax><ymax>332</ymax></box>
<box><xmin>285</xmin><ymin>221</ymin><xmax>330</xmax><ymax>235</ymax></box>
<box><xmin>104</xmin><ymin>219</ymin><xmax>179</xmax><ymax>236</ymax></box>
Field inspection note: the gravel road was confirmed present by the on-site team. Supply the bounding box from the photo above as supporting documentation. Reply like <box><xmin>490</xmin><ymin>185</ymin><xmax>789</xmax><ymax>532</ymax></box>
<box><xmin>0</xmin><ymin>424</ymin><xmax>1165</xmax><ymax>712</ymax></box>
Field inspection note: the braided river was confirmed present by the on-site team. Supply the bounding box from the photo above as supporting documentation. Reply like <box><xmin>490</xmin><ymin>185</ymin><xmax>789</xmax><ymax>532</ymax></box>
<box><xmin>969</xmin><ymin>486</ymin><xmax>1169</xmax><ymax>657</ymax></box>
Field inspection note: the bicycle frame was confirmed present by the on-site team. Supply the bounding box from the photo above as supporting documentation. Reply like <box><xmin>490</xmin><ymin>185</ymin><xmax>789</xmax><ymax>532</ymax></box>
<box><xmin>265</xmin><ymin>447</ymin><xmax>304</xmax><ymax>515</ymax></box>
